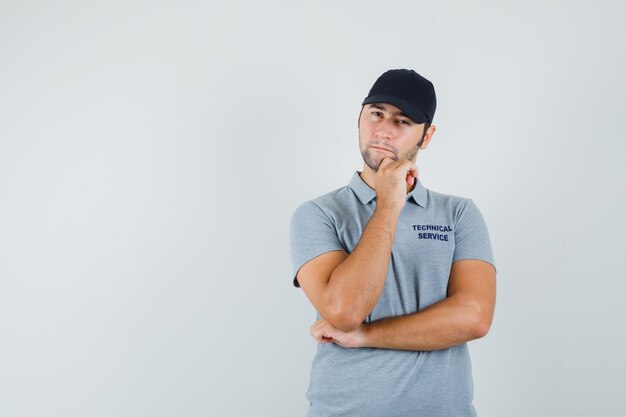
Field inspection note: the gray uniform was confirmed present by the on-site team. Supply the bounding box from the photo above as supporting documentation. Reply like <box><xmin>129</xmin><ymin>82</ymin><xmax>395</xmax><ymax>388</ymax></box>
<box><xmin>289</xmin><ymin>171</ymin><xmax>495</xmax><ymax>417</ymax></box>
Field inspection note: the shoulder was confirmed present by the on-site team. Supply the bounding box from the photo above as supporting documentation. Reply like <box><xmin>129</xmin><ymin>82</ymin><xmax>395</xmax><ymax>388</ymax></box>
<box><xmin>426</xmin><ymin>187</ymin><xmax>475</xmax><ymax>210</ymax></box>
<box><xmin>422</xmin><ymin>188</ymin><xmax>487</xmax><ymax>228</ymax></box>
<box><xmin>291</xmin><ymin>184</ymin><xmax>354</xmax><ymax>221</ymax></box>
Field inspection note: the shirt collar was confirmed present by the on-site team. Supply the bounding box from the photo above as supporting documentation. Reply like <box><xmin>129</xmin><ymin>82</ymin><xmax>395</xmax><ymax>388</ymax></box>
<box><xmin>348</xmin><ymin>170</ymin><xmax>428</xmax><ymax>207</ymax></box>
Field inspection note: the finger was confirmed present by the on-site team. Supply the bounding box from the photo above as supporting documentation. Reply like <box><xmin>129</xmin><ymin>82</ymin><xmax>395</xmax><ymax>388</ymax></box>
<box><xmin>310</xmin><ymin>320</ymin><xmax>332</xmax><ymax>340</ymax></box>
<box><xmin>379</xmin><ymin>157</ymin><xmax>395</xmax><ymax>169</ymax></box>
<box><xmin>310</xmin><ymin>327</ymin><xmax>324</xmax><ymax>342</ymax></box>
<box><xmin>405</xmin><ymin>162</ymin><xmax>418</xmax><ymax>178</ymax></box>
<box><xmin>398</xmin><ymin>159</ymin><xmax>417</xmax><ymax>171</ymax></box>
<box><xmin>309</xmin><ymin>319</ymin><xmax>324</xmax><ymax>332</ymax></box>
<box><xmin>310</xmin><ymin>321</ymin><xmax>323</xmax><ymax>338</ymax></box>
<box><xmin>312</xmin><ymin>327</ymin><xmax>334</xmax><ymax>343</ymax></box>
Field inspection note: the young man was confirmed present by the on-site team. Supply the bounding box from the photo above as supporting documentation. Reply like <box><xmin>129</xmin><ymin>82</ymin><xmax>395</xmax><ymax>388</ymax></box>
<box><xmin>289</xmin><ymin>69</ymin><xmax>496</xmax><ymax>417</ymax></box>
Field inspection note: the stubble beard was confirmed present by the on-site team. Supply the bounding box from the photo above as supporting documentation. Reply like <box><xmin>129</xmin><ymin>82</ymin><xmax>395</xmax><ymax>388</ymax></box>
<box><xmin>361</xmin><ymin>145</ymin><xmax>419</xmax><ymax>172</ymax></box>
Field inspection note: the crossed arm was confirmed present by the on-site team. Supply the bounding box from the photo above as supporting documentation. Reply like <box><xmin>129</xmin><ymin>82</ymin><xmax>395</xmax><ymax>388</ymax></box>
<box><xmin>308</xmin><ymin>258</ymin><xmax>496</xmax><ymax>351</ymax></box>
<box><xmin>296</xmin><ymin>206</ymin><xmax>496</xmax><ymax>351</ymax></box>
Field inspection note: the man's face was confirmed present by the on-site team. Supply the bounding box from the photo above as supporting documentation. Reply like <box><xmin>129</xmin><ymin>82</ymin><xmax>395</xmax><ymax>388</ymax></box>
<box><xmin>359</xmin><ymin>103</ymin><xmax>426</xmax><ymax>172</ymax></box>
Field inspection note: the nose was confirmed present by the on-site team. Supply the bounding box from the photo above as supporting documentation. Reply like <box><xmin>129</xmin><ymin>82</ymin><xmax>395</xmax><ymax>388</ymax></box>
<box><xmin>375</xmin><ymin>118</ymin><xmax>396</xmax><ymax>140</ymax></box>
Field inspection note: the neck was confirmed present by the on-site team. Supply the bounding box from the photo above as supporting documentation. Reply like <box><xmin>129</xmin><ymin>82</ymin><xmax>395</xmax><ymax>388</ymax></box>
<box><xmin>359</xmin><ymin>164</ymin><xmax>377</xmax><ymax>190</ymax></box>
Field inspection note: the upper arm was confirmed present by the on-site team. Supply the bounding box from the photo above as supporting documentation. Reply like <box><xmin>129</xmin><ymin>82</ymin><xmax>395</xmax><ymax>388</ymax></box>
<box><xmin>289</xmin><ymin>200</ymin><xmax>345</xmax><ymax>279</ymax></box>
<box><xmin>448</xmin><ymin>259</ymin><xmax>497</xmax><ymax>334</ymax></box>
<box><xmin>447</xmin><ymin>197</ymin><xmax>496</xmax><ymax>334</ymax></box>
<box><xmin>295</xmin><ymin>250</ymin><xmax>349</xmax><ymax>318</ymax></box>
<box><xmin>289</xmin><ymin>200</ymin><xmax>348</xmax><ymax>317</ymax></box>
<box><xmin>452</xmin><ymin>199</ymin><xmax>495</xmax><ymax>268</ymax></box>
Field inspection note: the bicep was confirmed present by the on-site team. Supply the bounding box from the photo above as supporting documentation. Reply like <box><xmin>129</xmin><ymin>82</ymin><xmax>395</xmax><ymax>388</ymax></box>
<box><xmin>296</xmin><ymin>250</ymin><xmax>349</xmax><ymax>317</ymax></box>
<box><xmin>447</xmin><ymin>259</ymin><xmax>497</xmax><ymax>323</ymax></box>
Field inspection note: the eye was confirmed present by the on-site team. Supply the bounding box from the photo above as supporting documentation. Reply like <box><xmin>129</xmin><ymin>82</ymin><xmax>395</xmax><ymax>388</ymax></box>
<box><xmin>371</xmin><ymin>111</ymin><xmax>382</xmax><ymax>117</ymax></box>
<box><xmin>398</xmin><ymin>119</ymin><xmax>411</xmax><ymax>125</ymax></box>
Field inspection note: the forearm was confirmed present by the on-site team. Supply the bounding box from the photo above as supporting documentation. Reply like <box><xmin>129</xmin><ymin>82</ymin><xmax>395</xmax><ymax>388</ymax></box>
<box><xmin>325</xmin><ymin>205</ymin><xmax>400</xmax><ymax>329</ymax></box>
<box><xmin>361</xmin><ymin>295</ymin><xmax>490</xmax><ymax>351</ymax></box>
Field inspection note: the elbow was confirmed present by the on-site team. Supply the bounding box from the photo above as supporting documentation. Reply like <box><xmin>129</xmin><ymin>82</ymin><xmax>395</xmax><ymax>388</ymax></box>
<box><xmin>462</xmin><ymin>297</ymin><xmax>493</xmax><ymax>340</ymax></box>
<box><xmin>471</xmin><ymin>321</ymin><xmax>491</xmax><ymax>339</ymax></box>
<box><xmin>322</xmin><ymin>270</ymin><xmax>369</xmax><ymax>332</ymax></box>
<box><xmin>326</xmin><ymin>303</ymin><xmax>364</xmax><ymax>333</ymax></box>
<box><xmin>469</xmin><ymin>313</ymin><xmax>492</xmax><ymax>340</ymax></box>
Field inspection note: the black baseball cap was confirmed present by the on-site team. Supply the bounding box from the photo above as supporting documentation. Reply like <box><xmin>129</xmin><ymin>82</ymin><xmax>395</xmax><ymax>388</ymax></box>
<box><xmin>362</xmin><ymin>69</ymin><xmax>436</xmax><ymax>124</ymax></box>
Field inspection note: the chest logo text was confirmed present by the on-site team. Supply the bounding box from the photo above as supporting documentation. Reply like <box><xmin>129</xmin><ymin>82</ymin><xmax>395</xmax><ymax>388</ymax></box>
<box><xmin>411</xmin><ymin>224</ymin><xmax>453</xmax><ymax>241</ymax></box>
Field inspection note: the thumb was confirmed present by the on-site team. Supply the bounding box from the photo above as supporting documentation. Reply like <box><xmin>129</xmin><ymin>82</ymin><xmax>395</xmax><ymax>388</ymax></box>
<box><xmin>379</xmin><ymin>157</ymin><xmax>395</xmax><ymax>169</ymax></box>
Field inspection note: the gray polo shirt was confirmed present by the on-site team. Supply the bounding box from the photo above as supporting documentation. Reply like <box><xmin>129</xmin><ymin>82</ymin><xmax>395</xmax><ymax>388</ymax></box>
<box><xmin>289</xmin><ymin>171</ymin><xmax>495</xmax><ymax>417</ymax></box>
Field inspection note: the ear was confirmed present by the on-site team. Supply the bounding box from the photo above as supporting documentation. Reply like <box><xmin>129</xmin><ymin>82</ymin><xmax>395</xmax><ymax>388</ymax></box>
<box><xmin>419</xmin><ymin>125</ymin><xmax>436</xmax><ymax>150</ymax></box>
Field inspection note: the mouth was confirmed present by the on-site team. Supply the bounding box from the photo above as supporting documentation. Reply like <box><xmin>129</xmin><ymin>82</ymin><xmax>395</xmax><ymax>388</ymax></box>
<box><xmin>371</xmin><ymin>146</ymin><xmax>394</xmax><ymax>153</ymax></box>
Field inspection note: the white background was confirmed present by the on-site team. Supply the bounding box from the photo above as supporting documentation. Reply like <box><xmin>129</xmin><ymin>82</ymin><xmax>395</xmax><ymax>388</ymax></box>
<box><xmin>1</xmin><ymin>1</ymin><xmax>625</xmax><ymax>416</ymax></box>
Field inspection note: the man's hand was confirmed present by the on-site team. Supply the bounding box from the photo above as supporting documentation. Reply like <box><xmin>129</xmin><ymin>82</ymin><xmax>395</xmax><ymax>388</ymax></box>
<box><xmin>375</xmin><ymin>158</ymin><xmax>418</xmax><ymax>211</ymax></box>
<box><xmin>309</xmin><ymin>319</ymin><xmax>366</xmax><ymax>349</ymax></box>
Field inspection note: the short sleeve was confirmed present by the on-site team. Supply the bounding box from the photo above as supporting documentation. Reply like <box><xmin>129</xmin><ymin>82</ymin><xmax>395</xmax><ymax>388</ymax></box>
<box><xmin>289</xmin><ymin>201</ymin><xmax>346</xmax><ymax>287</ymax></box>
<box><xmin>452</xmin><ymin>199</ymin><xmax>496</xmax><ymax>270</ymax></box>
